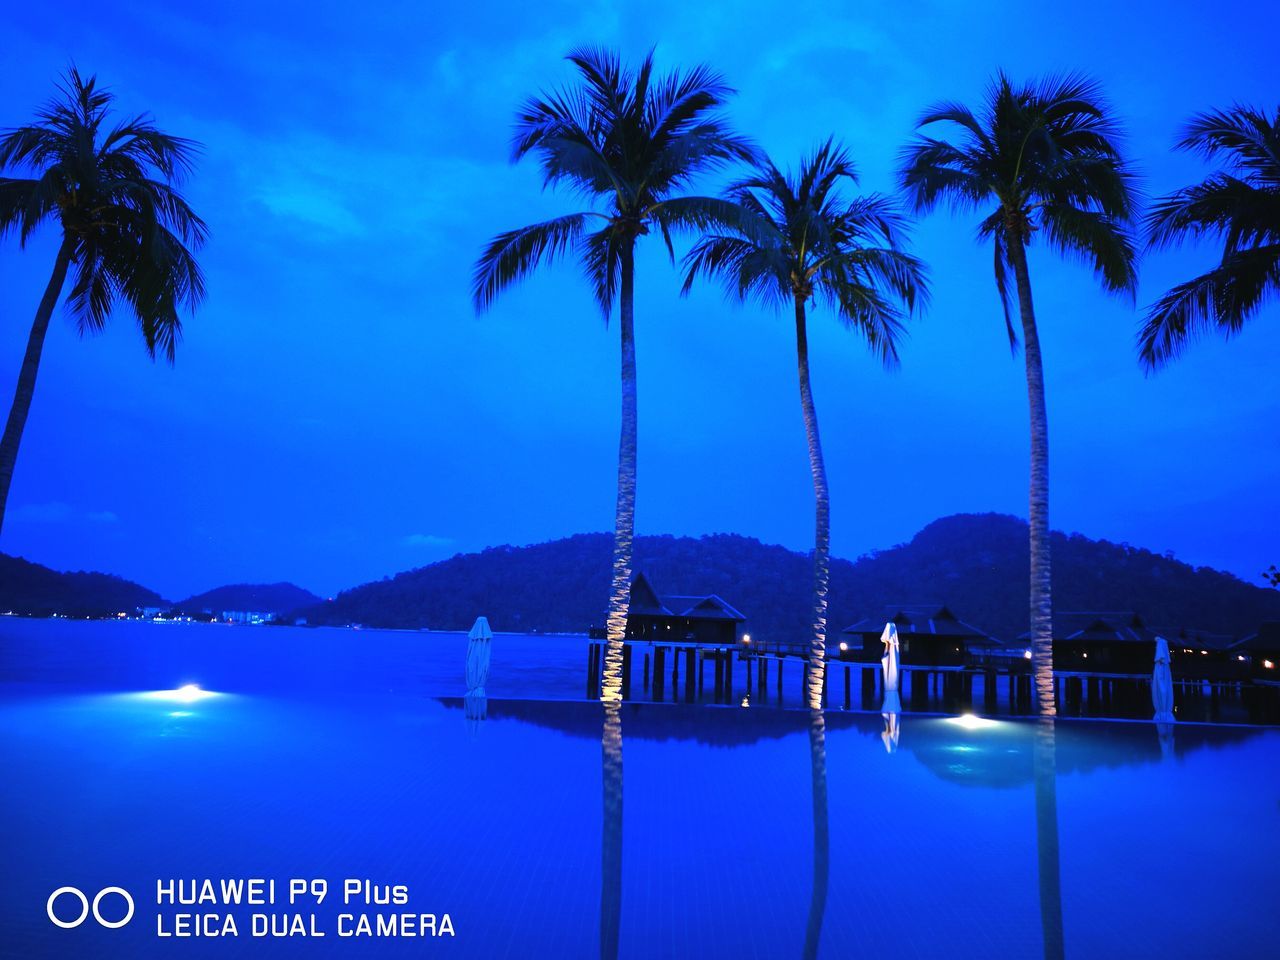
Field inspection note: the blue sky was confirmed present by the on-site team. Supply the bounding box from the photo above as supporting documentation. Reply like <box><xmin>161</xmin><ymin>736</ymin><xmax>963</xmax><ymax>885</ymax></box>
<box><xmin>0</xmin><ymin>0</ymin><xmax>1276</xmax><ymax>599</ymax></box>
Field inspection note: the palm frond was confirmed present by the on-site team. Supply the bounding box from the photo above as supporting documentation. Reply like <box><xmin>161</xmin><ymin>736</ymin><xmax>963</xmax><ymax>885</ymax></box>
<box><xmin>471</xmin><ymin>212</ymin><xmax>594</xmax><ymax>312</ymax></box>
<box><xmin>580</xmin><ymin>225</ymin><xmax>623</xmax><ymax>319</ymax></box>
<box><xmin>978</xmin><ymin>212</ymin><xmax>1020</xmax><ymax>351</ymax></box>
<box><xmin>1041</xmin><ymin>201</ymin><xmax>1138</xmax><ymax>295</ymax></box>
<box><xmin>1138</xmin><ymin>245</ymin><xmax>1280</xmax><ymax>370</ymax></box>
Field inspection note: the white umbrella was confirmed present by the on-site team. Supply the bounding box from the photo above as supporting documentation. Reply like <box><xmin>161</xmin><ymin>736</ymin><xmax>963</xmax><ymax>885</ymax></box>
<box><xmin>465</xmin><ymin>616</ymin><xmax>492</xmax><ymax>696</ymax></box>
<box><xmin>881</xmin><ymin>622</ymin><xmax>902</xmax><ymax>714</ymax></box>
<box><xmin>1152</xmin><ymin>636</ymin><xmax>1175</xmax><ymax>723</ymax></box>
<box><xmin>880</xmin><ymin>711</ymin><xmax>900</xmax><ymax>754</ymax></box>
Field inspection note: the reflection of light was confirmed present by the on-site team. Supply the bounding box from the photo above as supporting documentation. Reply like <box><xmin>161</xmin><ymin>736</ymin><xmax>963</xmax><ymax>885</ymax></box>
<box><xmin>946</xmin><ymin>713</ymin><xmax>999</xmax><ymax>730</ymax></box>
<box><xmin>168</xmin><ymin>711</ymin><xmax>194</xmax><ymax>718</ymax></box>
<box><xmin>1023</xmin><ymin>650</ymin><xmax>1032</xmax><ymax>659</ymax></box>
<box><xmin>141</xmin><ymin>684</ymin><xmax>218</xmax><ymax>704</ymax></box>
<box><xmin>948</xmin><ymin>744</ymin><xmax>978</xmax><ymax>754</ymax></box>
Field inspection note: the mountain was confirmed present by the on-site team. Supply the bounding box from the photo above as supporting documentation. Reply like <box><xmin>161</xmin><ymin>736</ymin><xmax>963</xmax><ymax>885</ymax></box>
<box><xmin>0</xmin><ymin>553</ymin><xmax>165</xmax><ymax>616</ymax></box>
<box><xmin>177</xmin><ymin>583</ymin><xmax>321</xmax><ymax>615</ymax></box>
<box><xmin>301</xmin><ymin>513</ymin><xmax>1280</xmax><ymax>642</ymax></box>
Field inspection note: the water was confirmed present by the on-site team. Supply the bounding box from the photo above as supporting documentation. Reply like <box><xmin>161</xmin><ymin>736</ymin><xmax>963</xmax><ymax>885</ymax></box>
<box><xmin>2</xmin><ymin>619</ymin><xmax>1278</xmax><ymax>958</ymax></box>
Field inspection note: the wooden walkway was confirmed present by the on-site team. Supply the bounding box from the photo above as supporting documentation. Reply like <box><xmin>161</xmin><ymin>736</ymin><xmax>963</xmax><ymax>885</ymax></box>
<box><xmin>583</xmin><ymin>639</ymin><xmax>1280</xmax><ymax>721</ymax></box>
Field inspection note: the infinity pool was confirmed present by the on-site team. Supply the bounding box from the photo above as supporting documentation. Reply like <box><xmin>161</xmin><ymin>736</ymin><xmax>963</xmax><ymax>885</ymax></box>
<box><xmin>2</xmin><ymin>620</ymin><xmax>1278</xmax><ymax>958</ymax></box>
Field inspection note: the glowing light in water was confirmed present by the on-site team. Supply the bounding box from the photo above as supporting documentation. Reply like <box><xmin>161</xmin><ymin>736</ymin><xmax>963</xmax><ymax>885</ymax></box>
<box><xmin>946</xmin><ymin>713</ymin><xmax>999</xmax><ymax>731</ymax></box>
<box><xmin>141</xmin><ymin>684</ymin><xmax>219</xmax><ymax>704</ymax></box>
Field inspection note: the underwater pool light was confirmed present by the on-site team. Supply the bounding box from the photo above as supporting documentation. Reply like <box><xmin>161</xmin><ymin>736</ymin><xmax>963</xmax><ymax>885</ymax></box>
<box><xmin>141</xmin><ymin>684</ymin><xmax>219</xmax><ymax>704</ymax></box>
<box><xmin>946</xmin><ymin>713</ymin><xmax>998</xmax><ymax>731</ymax></box>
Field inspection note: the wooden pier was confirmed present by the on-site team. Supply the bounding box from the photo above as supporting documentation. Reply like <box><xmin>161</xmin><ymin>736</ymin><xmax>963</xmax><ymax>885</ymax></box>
<box><xmin>583</xmin><ymin>639</ymin><xmax>1280</xmax><ymax>722</ymax></box>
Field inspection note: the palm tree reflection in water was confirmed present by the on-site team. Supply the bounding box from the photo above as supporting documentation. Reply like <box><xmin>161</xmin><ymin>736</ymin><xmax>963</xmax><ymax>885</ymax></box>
<box><xmin>803</xmin><ymin>710</ymin><xmax>830</xmax><ymax>960</ymax></box>
<box><xmin>601</xmin><ymin>702</ymin><xmax>623</xmax><ymax>960</ymax></box>
<box><xmin>1034</xmin><ymin>719</ymin><xmax>1065</xmax><ymax>960</ymax></box>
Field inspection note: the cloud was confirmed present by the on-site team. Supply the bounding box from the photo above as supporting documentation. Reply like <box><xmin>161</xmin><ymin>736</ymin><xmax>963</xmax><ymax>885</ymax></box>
<box><xmin>257</xmin><ymin>188</ymin><xmax>366</xmax><ymax>237</ymax></box>
<box><xmin>9</xmin><ymin>502</ymin><xmax>119</xmax><ymax>524</ymax></box>
<box><xmin>402</xmin><ymin>533</ymin><xmax>453</xmax><ymax>548</ymax></box>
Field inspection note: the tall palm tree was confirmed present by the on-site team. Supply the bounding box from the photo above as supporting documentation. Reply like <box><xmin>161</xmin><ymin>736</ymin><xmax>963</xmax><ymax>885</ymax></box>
<box><xmin>683</xmin><ymin>142</ymin><xmax>926</xmax><ymax>709</ymax></box>
<box><xmin>1140</xmin><ymin>106</ymin><xmax>1279</xmax><ymax>368</ymax></box>
<box><xmin>899</xmin><ymin>75</ymin><xmax>1138</xmax><ymax>715</ymax></box>
<box><xmin>473</xmin><ymin>48</ymin><xmax>755</xmax><ymax>701</ymax></box>
<box><xmin>0</xmin><ymin>68</ymin><xmax>205</xmax><ymax>535</ymax></box>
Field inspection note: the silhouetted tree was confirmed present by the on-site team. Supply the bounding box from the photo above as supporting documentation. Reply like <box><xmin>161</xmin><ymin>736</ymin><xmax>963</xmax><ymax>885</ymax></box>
<box><xmin>899</xmin><ymin>75</ymin><xmax>1138</xmax><ymax>715</ymax></box>
<box><xmin>472</xmin><ymin>48</ymin><xmax>755</xmax><ymax>700</ymax></box>
<box><xmin>1140</xmin><ymin>106</ymin><xmax>1279</xmax><ymax>368</ymax></box>
<box><xmin>0</xmin><ymin>68</ymin><xmax>205</xmax><ymax>534</ymax></box>
<box><xmin>684</xmin><ymin>141</ymin><xmax>926</xmax><ymax>708</ymax></box>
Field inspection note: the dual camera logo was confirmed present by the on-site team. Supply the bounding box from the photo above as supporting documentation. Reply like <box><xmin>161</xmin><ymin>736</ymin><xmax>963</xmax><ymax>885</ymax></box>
<box><xmin>46</xmin><ymin>886</ymin><xmax>135</xmax><ymax>929</ymax></box>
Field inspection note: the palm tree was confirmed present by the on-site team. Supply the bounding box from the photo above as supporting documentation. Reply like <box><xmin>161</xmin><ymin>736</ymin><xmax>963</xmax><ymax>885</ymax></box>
<box><xmin>899</xmin><ymin>75</ymin><xmax>1138</xmax><ymax>715</ymax></box>
<box><xmin>683</xmin><ymin>142</ymin><xmax>926</xmax><ymax>709</ymax></box>
<box><xmin>472</xmin><ymin>48</ymin><xmax>755</xmax><ymax>701</ymax></box>
<box><xmin>1139</xmin><ymin>106</ymin><xmax>1279</xmax><ymax>368</ymax></box>
<box><xmin>0</xmin><ymin>68</ymin><xmax>205</xmax><ymax>534</ymax></box>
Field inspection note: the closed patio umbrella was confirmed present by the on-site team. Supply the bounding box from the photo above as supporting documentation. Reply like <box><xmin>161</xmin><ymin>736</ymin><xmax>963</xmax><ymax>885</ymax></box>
<box><xmin>881</xmin><ymin>622</ymin><xmax>901</xmax><ymax>714</ymax></box>
<box><xmin>880</xmin><ymin>710</ymin><xmax>900</xmax><ymax>754</ymax></box>
<box><xmin>1152</xmin><ymin>636</ymin><xmax>1175</xmax><ymax>723</ymax></box>
<box><xmin>466</xmin><ymin>616</ymin><xmax>492</xmax><ymax>696</ymax></box>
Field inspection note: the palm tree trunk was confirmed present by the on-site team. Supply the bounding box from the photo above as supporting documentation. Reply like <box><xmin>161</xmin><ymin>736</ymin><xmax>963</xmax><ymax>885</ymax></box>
<box><xmin>1033</xmin><ymin>718</ymin><xmax>1065</xmax><ymax>960</ymax></box>
<box><xmin>600</xmin><ymin>700</ymin><xmax>623</xmax><ymax>960</ymax></box>
<box><xmin>1007</xmin><ymin>237</ymin><xmax>1055</xmax><ymax>717</ymax></box>
<box><xmin>0</xmin><ymin>235</ymin><xmax>74</xmax><ymax>537</ymax></box>
<box><xmin>802</xmin><ymin>709</ymin><xmax>829</xmax><ymax>960</ymax></box>
<box><xmin>602</xmin><ymin>240</ymin><xmax>637</xmax><ymax>702</ymax></box>
<box><xmin>794</xmin><ymin>295</ymin><xmax>829</xmax><ymax>710</ymax></box>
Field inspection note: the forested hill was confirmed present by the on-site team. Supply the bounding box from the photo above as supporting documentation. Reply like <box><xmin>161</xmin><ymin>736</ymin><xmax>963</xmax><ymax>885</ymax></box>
<box><xmin>0</xmin><ymin>553</ymin><xmax>165</xmax><ymax>616</ymax></box>
<box><xmin>178</xmin><ymin>583</ymin><xmax>321</xmax><ymax>614</ymax></box>
<box><xmin>301</xmin><ymin>513</ymin><xmax>1280</xmax><ymax>642</ymax></box>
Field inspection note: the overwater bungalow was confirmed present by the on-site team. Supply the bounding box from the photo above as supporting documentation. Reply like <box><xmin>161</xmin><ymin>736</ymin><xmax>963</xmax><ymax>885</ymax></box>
<box><xmin>1162</xmin><ymin>626</ymin><xmax>1241</xmax><ymax>679</ymax></box>
<box><xmin>589</xmin><ymin>572</ymin><xmax>746</xmax><ymax>646</ymax></box>
<box><xmin>1233</xmin><ymin>622</ymin><xmax>1280</xmax><ymax>680</ymax></box>
<box><xmin>840</xmin><ymin>605</ymin><xmax>997</xmax><ymax>666</ymax></box>
<box><xmin>1034</xmin><ymin>611</ymin><xmax>1151</xmax><ymax>673</ymax></box>
<box><xmin>1044</xmin><ymin>612</ymin><xmax>1242</xmax><ymax>680</ymax></box>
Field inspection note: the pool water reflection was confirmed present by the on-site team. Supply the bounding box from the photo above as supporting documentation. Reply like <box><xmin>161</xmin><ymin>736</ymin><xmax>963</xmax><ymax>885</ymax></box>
<box><xmin>1</xmin><ymin>687</ymin><xmax>1277</xmax><ymax>959</ymax></box>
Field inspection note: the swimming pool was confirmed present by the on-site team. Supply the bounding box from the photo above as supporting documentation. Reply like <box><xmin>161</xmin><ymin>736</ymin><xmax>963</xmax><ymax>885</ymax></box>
<box><xmin>1</xmin><ymin>619</ymin><xmax>1278</xmax><ymax>958</ymax></box>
